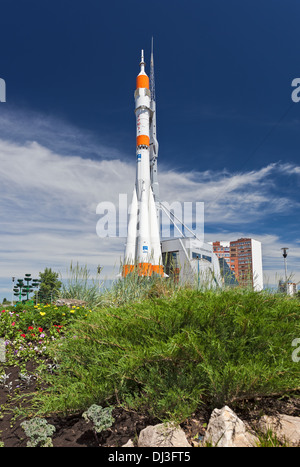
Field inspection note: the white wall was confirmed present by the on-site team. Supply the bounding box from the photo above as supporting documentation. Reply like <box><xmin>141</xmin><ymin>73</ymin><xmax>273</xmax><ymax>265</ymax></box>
<box><xmin>251</xmin><ymin>239</ymin><xmax>263</xmax><ymax>291</ymax></box>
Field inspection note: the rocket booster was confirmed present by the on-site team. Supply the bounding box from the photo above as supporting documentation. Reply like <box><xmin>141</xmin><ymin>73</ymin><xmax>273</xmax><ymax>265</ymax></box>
<box><xmin>123</xmin><ymin>50</ymin><xmax>163</xmax><ymax>277</ymax></box>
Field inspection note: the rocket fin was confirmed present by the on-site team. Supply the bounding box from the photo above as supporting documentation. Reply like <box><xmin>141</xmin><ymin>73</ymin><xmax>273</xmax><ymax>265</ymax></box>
<box><xmin>149</xmin><ymin>186</ymin><xmax>163</xmax><ymax>275</ymax></box>
<box><xmin>124</xmin><ymin>187</ymin><xmax>138</xmax><ymax>269</ymax></box>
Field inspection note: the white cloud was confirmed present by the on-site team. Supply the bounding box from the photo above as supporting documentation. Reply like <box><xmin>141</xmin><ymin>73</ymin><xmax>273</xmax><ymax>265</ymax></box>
<box><xmin>0</xmin><ymin>111</ymin><xmax>299</xmax><ymax>297</ymax></box>
<box><xmin>159</xmin><ymin>162</ymin><xmax>299</xmax><ymax>225</ymax></box>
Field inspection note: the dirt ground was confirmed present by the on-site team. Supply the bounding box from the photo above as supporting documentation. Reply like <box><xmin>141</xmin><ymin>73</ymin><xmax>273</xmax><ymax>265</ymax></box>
<box><xmin>1</xmin><ymin>362</ymin><xmax>299</xmax><ymax>447</ymax></box>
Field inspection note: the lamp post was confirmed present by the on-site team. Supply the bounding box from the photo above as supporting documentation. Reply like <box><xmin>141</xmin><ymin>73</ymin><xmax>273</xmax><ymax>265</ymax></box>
<box><xmin>281</xmin><ymin>247</ymin><xmax>289</xmax><ymax>283</ymax></box>
<box><xmin>12</xmin><ymin>277</ymin><xmax>15</xmax><ymax>305</ymax></box>
<box><xmin>97</xmin><ymin>265</ymin><xmax>103</xmax><ymax>293</ymax></box>
<box><xmin>192</xmin><ymin>255</ymin><xmax>200</xmax><ymax>290</ymax></box>
<box><xmin>13</xmin><ymin>274</ymin><xmax>40</xmax><ymax>303</ymax></box>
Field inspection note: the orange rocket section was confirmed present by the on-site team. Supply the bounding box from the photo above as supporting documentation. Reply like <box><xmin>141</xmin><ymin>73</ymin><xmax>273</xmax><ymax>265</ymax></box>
<box><xmin>136</xmin><ymin>74</ymin><xmax>149</xmax><ymax>89</ymax></box>
<box><xmin>136</xmin><ymin>135</ymin><xmax>150</xmax><ymax>147</ymax></box>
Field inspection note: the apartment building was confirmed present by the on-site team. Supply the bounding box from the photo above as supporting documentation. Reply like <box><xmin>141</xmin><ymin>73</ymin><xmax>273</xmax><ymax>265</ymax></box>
<box><xmin>212</xmin><ymin>238</ymin><xmax>263</xmax><ymax>291</ymax></box>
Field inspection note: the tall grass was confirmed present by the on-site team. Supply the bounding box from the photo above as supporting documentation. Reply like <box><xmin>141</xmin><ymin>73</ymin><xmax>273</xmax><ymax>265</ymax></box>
<box><xmin>59</xmin><ymin>262</ymin><xmax>180</xmax><ymax>308</ymax></box>
<box><xmin>98</xmin><ymin>269</ymin><xmax>180</xmax><ymax>308</ymax></box>
<box><xmin>34</xmin><ymin>287</ymin><xmax>300</xmax><ymax>422</ymax></box>
<box><xmin>59</xmin><ymin>262</ymin><xmax>102</xmax><ymax>306</ymax></box>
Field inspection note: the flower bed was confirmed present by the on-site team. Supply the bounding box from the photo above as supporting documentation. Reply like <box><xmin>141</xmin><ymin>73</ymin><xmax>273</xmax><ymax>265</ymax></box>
<box><xmin>0</xmin><ymin>303</ymin><xmax>92</xmax><ymax>365</ymax></box>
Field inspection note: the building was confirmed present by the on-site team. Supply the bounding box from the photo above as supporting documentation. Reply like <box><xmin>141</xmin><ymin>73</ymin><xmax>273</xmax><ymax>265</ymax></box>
<box><xmin>212</xmin><ymin>241</ymin><xmax>230</xmax><ymax>266</ymax></box>
<box><xmin>278</xmin><ymin>280</ymin><xmax>297</xmax><ymax>296</ymax></box>
<box><xmin>162</xmin><ymin>237</ymin><xmax>222</xmax><ymax>288</ymax></box>
<box><xmin>218</xmin><ymin>257</ymin><xmax>239</xmax><ymax>287</ymax></box>
<box><xmin>212</xmin><ymin>238</ymin><xmax>263</xmax><ymax>291</ymax></box>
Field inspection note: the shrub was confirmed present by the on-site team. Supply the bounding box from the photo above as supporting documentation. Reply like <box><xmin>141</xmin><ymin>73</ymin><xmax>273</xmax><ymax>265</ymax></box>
<box><xmin>21</xmin><ymin>417</ymin><xmax>56</xmax><ymax>447</ymax></box>
<box><xmin>33</xmin><ymin>288</ymin><xmax>300</xmax><ymax>421</ymax></box>
<box><xmin>82</xmin><ymin>404</ymin><xmax>115</xmax><ymax>433</ymax></box>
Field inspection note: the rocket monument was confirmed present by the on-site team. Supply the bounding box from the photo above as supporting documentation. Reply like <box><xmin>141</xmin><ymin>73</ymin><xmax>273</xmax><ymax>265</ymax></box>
<box><xmin>123</xmin><ymin>43</ymin><xmax>164</xmax><ymax>277</ymax></box>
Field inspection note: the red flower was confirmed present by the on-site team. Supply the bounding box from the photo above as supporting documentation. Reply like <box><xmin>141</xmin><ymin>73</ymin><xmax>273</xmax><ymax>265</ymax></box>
<box><xmin>28</xmin><ymin>326</ymin><xmax>34</xmax><ymax>330</ymax></box>
<box><xmin>12</xmin><ymin>322</ymin><xmax>15</xmax><ymax>326</ymax></box>
<box><xmin>20</xmin><ymin>334</ymin><xmax>26</xmax><ymax>338</ymax></box>
<box><xmin>38</xmin><ymin>327</ymin><xmax>43</xmax><ymax>332</ymax></box>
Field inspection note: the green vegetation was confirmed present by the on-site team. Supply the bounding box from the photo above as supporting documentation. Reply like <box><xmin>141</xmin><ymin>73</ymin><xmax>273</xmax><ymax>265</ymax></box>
<box><xmin>59</xmin><ymin>262</ymin><xmax>102</xmax><ymax>306</ymax></box>
<box><xmin>36</xmin><ymin>268</ymin><xmax>62</xmax><ymax>304</ymax></box>
<box><xmin>21</xmin><ymin>417</ymin><xmax>56</xmax><ymax>447</ymax></box>
<box><xmin>29</xmin><ymin>286</ymin><xmax>300</xmax><ymax>422</ymax></box>
<box><xmin>0</xmin><ymin>301</ymin><xmax>91</xmax><ymax>365</ymax></box>
<box><xmin>82</xmin><ymin>404</ymin><xmax>115</xmax><ymax>434</ymax></box>
<box><xmin>1</xmin><ymin>266</ymin><xmax>300</xmax><ymax>427</ymax></box>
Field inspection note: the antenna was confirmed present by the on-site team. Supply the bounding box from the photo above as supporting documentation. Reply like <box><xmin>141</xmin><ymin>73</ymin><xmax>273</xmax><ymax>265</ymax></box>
<box><xmin>150</xmin><ymin>37</ymin><xmax>156</xmax><ymax>102</ymax></box>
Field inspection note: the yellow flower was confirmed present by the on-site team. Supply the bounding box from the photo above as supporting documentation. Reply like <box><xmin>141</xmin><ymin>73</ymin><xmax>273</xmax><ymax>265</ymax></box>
<box><xmin>70</xmin><ymin>309</ymin><xmax>75</xmax><ymax>313</ymax></box>
<box><xmin>40</xmin><ymin>312</ymin><xmax>46</xmax><ymax>316</ymax></box>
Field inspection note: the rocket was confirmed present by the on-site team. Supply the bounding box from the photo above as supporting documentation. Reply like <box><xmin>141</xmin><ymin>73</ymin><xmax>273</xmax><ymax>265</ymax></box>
<box><xmin>123</xmin><ymin>47</ymin><xmax>163</xmax><ymax>277</ymax></box>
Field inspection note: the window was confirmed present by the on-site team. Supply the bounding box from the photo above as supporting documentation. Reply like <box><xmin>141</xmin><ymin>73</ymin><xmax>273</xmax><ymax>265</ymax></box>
<box><xmin>192</xmin><ymin>252</ymin><xmax>201</xmax><ymax>259</ymax></box>
<box><xmin>202</xmin><ymin>255</ymin><xmax>212</xmax><ymax>263</ymax></box>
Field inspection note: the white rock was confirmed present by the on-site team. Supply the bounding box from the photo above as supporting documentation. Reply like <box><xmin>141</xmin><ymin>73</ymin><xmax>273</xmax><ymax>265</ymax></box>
<box><xmin>203</xmin><ymin>405</ymin><xmax>258</xmax><ymax>447</ymax></box>
<box><xmin>138</xmin><ymin>423</ymin><xmax>191</xmax><ymax>447</ymax></box>
<box><xmin>259</xmin><ymin>414</ymin><xmax>300</xmax><ymax>446</ymax></box>
<box><xmin>122</xmin><ymin>439</ymin><xmax>135</xmax><ymax>447</ymax></box>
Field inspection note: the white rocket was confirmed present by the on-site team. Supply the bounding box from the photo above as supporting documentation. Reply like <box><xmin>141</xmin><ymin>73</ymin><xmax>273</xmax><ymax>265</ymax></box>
<box><xmin>123</xmin><ymin>47</ymin><xmax>163</xmax><ymax>277</ymax></box>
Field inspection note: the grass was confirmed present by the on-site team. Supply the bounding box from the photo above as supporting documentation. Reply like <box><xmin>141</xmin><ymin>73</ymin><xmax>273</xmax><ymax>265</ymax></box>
<box><xmin>29</xmin><ymin>285</ymin><xmax>300</xmax><ymax>422</ymax></box>
<box><xmin>59</xmin><ymin>262</ymin><xmax>102</xmax><ymax>307</ymax></box>
<box><xmin>256</xmin><ymin>428</ymin><xmax>290</xmax><ymax>447</ymax></box>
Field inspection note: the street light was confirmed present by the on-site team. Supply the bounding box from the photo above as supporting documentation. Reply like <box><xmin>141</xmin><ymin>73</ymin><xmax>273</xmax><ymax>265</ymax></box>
<box><xmin>192</xmin><ymin>255</ymin><xmax>200</xmax><ymax>290</ymax></box>
<box><xmin>97</xmin><ymin>265</ymin><xmax>103</xmax><ymax>292</ymax></box>
<box><xmin>12</xmin><ymin>277</ymin><xmax>15</xmax><ymax>305</ymax></box>
<box><xmin>281</xmin><ymin>247</ymin><xmax>289</xmax><ymax>282</ymax></box>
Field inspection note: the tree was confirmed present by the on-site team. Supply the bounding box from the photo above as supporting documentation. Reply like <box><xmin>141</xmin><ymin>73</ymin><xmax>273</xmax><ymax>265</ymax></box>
<box><xmin>36</xmin><ymin>268</ymin><xmax>62</xmax><ymax>303</ymax></box>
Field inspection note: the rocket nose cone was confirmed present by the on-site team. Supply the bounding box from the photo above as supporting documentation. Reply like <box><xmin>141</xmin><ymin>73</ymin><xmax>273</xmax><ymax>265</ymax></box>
<box><xmin>140</xmin><ymin>49</ymin><xmax>145</xmax><ymax>66</ymax></box>
<box><xmin>138</xmin><ymin>49</ymin><xmax>147</xmax><ymax>77</ymax></box>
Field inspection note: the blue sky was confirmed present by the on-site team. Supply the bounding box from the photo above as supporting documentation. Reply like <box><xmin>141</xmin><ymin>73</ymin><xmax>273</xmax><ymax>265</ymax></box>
<box><xmin>1</xmin><ymin>0</ymin><xmax>300</xmax><ymax>300</ymax></box>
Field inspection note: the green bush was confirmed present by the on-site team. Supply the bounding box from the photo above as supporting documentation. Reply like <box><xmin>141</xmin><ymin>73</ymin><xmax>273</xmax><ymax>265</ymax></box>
<box><xmin>34</xmin><ymin>288</ymin><xmax>300</xmax><ymax>422</ymax></box>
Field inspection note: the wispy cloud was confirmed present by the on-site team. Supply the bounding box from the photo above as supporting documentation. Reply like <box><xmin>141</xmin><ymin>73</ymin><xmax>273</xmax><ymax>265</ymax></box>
<box><xmin>0</xmin><ymin>110</ymin><xmax>299</xmax><ymax>293</ymax></box>
<box><xmin>160</xmin><ymin>162</ymin><xmax>300</xmax><ymax>225</ymax></box>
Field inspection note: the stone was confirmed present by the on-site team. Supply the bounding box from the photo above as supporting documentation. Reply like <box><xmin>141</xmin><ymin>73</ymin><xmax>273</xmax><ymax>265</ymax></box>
<box><xmin>259</xmin><ymin>414</ymin><xmax>300</xmax><ymax>446</ymax></box>
<box><xmin>138</xmin><ymin>423</ymin><xmax>191</xmax><ymax>447</ymax></box>
<box><xmin>122</xmin><ymin>439</ymin><xmax>135</xmax><ymax>447</ymax></box>
<box><xmin>55</xmin><ymin>298</ymin><xmax>87</xmax><ymax>308</ymax></box>
<box><xmin>203</xmin><ymin>405</ymin><xmax>259</xmax><ymax>447</ymax></box>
